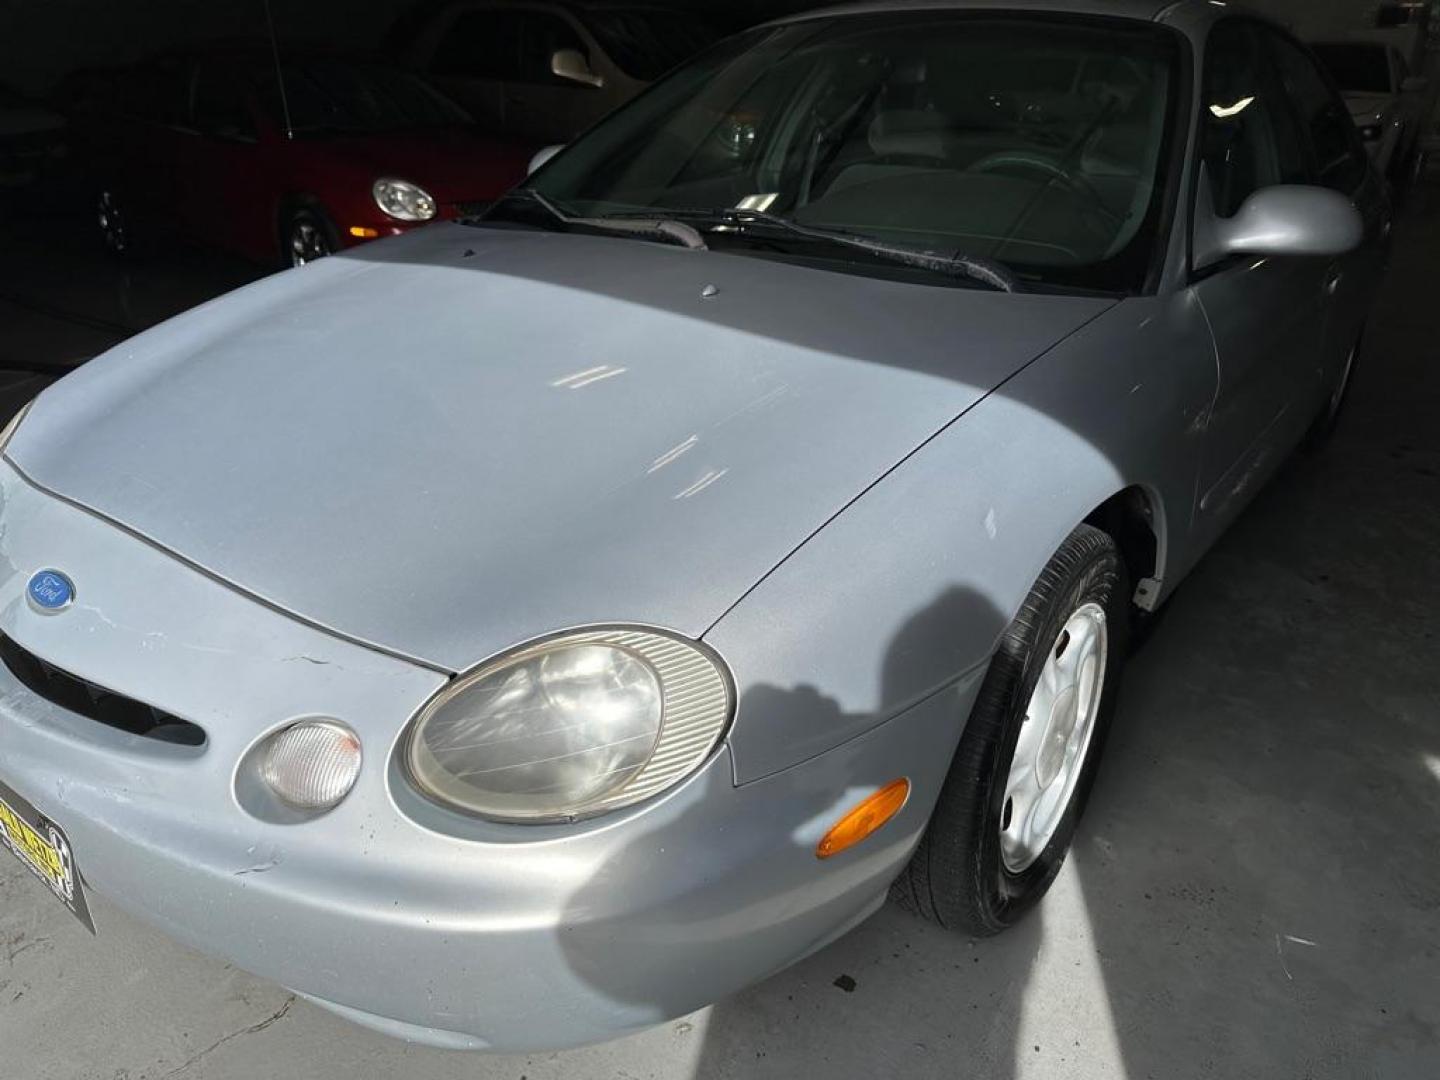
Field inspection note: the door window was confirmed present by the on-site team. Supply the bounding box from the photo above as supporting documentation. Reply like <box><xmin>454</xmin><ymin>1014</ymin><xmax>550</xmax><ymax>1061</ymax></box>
<box><xmin>118</xmin><ymin>59</ymin><xmax>191</xmax><ymax>128</ymax></box>
<box><xmin>1199</xmin><ymin>22</ymin><xmax>1295</xmax><ymax>216</ymax></box>
<box><xmin>192</xmin><ymin>64</ymin><xmax>257</xmax><ymax>141</ymax></box>
<box><xmin>432</xmin><ymin>11</ymin><xmax>525</xmax><ymax>80</ymax></box>
<box><xmin>1267</xmin><ymin>34</ymin><xmax>1369</xmax><ymax>194</ymax></box>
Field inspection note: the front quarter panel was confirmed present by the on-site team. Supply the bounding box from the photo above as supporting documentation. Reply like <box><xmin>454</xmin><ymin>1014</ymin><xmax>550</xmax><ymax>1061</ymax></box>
<box><xmin>709</xmin><ymin>294</ymin><xmax>1216</xmax><ymax>784</ymax></box>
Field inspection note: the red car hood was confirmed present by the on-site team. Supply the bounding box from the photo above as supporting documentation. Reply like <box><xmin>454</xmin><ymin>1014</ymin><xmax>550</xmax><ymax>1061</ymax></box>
<box><xmin>302</xmin><ymin>128</ymin><xmax>532</xmax><ymax>202</ymax></box>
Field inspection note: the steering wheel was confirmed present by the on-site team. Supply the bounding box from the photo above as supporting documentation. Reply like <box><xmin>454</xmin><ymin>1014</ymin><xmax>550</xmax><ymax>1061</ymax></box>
<box><xmin>965</xmin><ymin>152</ymin><xmax>1124</xmax><ymax>228</ymax></box>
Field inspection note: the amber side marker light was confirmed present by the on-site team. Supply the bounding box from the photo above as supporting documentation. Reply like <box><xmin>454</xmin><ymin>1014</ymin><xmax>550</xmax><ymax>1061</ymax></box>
<box><xmin>816</xmin><ymin>778</ymin><xmax>911</xmax><ymax>859</ymax></box>
<box><xmin>349</xmin><ymin>226</ymin><xmax>380</xmax><ymax>239</ymax></box>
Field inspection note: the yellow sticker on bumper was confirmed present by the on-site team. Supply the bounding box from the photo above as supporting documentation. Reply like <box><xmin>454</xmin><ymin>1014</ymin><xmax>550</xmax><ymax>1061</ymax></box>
<box><xmin>0</xmin><ymin>778</ymin><xmax>95</xmax><ymax>933</ymax></box>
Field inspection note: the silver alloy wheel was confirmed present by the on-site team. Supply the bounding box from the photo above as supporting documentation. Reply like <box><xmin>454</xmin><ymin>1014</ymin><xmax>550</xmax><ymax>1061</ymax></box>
<box><xmin>97</xmin><ymin>190</ymin><xmax>127</xmax><ymax>253</ymax></box>
<box><xmin>289</xmin><ymin>218</ymin><xmax>330</xmax><ymax>266</ymax></box>
<box><xmin>1000</xmin><ymin>601</ymin><xmax>1108</xmax><ymax>873</ymax></box>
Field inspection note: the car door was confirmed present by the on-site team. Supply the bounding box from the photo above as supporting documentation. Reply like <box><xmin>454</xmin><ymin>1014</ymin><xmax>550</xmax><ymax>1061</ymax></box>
<box><xmin>422</xmin><ymin>7</ymin><xmax>522</xmax><ymax>135</ymax></box>
<box><xmin>1189</xmin><ymin>20</ymin><xmax>1327</xmax><ymax>530</ymax></box>
<box><xmin>180</xmin><ymin>60</ymin><xmax>270</xmax><ymax>258</ymax></box>
<box><xmin>1264</xmin><ymin>30</ymin><xmax>1388</xmax><ymax>412</ymax></box>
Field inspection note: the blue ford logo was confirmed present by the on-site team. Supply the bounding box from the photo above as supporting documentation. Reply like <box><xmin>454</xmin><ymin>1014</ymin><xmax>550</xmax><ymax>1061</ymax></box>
<box><xmin>27</xmin><ymin>570</ymin><xmax>74</xmax><ymax>613</ymax></box>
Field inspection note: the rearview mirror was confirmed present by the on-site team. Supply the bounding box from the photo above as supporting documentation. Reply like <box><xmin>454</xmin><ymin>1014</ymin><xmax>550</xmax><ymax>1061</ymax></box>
<box><xmin>1402</xmin><ymin>74</ymin><xmax>1429</xmax><ymax>92</ymax></box>
<box><xmin>528</xmin><ymin>144</ymin><xmax>564</xmax><ymax>175</ymax></box>
<box><xmin>552</xmin><ymin>48</ymin><xmax>604</xmax><ymax>89</ymax></box>
<box><xmin>1193</xmin><ymin>176</ymin><xmax>1363</xmax><ymax>272</ymax></box>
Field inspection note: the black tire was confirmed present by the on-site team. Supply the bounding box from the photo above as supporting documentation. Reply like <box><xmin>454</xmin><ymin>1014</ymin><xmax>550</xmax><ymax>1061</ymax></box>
<box><xmin>280</xmin><ymin>204</ymin><xmax>338</xmax><ymax>268</ymax></box>
<box><xmin>1303</xmin><ymin>333</ymin><xmax>1361</xmax><ymax>451</ymax></box>
<box><xmin>893</xmin><ymin>523</ymin><xmax>1129</xmax><ymax>935</ymax></box>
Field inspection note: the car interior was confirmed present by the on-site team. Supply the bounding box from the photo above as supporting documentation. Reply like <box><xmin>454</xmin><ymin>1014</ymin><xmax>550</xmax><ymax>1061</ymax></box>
<box><xmin>546</xmin><ymin>18</ymin><xmax>1178</xmax><ymax>287</ymax></box>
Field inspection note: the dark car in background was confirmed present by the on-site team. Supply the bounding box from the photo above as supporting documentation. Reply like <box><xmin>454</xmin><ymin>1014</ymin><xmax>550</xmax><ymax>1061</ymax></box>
<box><xmin>66</xmin><ymin>50</ymin><xmax>531</xmax><ymax>266</ymax></box>
<box><xmin>395</xmin><ymin>2</ymin><xmax>720</xmax><ymax>144</ymax></box>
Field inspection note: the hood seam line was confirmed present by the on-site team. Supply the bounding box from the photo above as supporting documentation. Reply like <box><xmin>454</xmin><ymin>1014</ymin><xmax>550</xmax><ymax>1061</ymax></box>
<box><xmin>0</xmin><ymin>453</ymin><xmax>455</xmax><ymax>677</ymax></box>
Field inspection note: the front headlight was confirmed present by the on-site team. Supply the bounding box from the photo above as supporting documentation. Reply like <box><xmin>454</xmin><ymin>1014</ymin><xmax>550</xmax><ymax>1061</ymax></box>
<box><xmin>403</xmin><ymin>629</ymin><xmax>732</xmax><ymax>822</ymax></box>
<box><xmin>0</xmin><ymin>400</ymin><xmax>34</xmax><ymax>454</ymax></box>
<box><xmin>372</xmin><ymin>177</ymin><xmax>437</xmax><ymax>222</ymax></box>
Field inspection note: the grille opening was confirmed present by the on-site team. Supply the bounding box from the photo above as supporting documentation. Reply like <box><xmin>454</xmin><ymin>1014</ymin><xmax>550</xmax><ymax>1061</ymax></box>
<box><xmin>0</xmin><ymin>633</ymin><xmax>206</xmax><ymax>746</ymax></box>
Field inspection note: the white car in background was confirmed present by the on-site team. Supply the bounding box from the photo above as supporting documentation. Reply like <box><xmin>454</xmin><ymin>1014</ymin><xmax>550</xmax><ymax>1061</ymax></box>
<box><xmin>1310</xmin><ymin>38</ymin><xmax>1430</xmax><ymax>182</ymax></box>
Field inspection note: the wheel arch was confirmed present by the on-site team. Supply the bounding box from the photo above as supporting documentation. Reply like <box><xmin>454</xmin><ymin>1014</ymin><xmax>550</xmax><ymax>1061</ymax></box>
<box><xmin>1083</xmin><ymin>483</ymin><xmax>1168</xmax><ymax>612</ymax></box>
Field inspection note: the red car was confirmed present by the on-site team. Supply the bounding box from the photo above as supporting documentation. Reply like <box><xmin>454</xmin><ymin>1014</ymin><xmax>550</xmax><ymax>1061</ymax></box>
<box><xmin>68</xmin><ymin>50</ymin><xmax>532</xmax><ymax>266</ymax></box>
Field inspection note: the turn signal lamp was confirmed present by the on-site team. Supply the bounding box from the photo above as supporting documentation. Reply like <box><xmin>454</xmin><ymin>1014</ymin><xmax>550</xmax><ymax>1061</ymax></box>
<box><xmin>816</xmin><ymin>778</ymin><xmax>911</xmax><ymax>859</ymax></box>
<box><xmin>261</xmin><ymin>720</ymin><xmax>362</xmax><ymax>811</ymax></box>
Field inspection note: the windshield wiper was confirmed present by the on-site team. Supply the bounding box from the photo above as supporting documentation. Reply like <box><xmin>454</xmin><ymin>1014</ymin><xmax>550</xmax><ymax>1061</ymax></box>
<box><xmin>485</xmin><ymin>195</ymin><xmax>1017</xmax><ymax>290</ymax></box>
<box><xmin>484</xmin><ymin>189</ymin><xmax>707</xmax><ymax>250</ymax></box>
<box><xmin>615</xmin><ymin>207</ymin><xmax>1019</xmax><ymax>292</ymax></box>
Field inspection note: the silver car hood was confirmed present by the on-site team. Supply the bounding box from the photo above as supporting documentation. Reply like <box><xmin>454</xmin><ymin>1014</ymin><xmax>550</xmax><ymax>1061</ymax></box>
<box><xmin>9</xmin><ymin>224</ymin><xmax>1111</xmax><ymax>671</ymax></box>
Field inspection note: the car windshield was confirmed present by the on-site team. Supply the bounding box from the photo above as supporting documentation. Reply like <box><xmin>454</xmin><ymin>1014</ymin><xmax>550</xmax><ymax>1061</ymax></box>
<box><xmin>1311</xmin><ymin>43</ymin><xmax>1393</xmax><ymax>95</ymax></box>
<box><xmin>584</xmin><ymin>9</ymin><xmax>723</xmax><ymax>81</ymax></box>
<box><xmin>524</xmin><ymin>13</ymin><xmax>1182</xmax><ymax>294</ymax></box>
<box><xmin>254</xmin><ymin>60</ymin><xmax>472</xmax><ymax>135</ymax></box>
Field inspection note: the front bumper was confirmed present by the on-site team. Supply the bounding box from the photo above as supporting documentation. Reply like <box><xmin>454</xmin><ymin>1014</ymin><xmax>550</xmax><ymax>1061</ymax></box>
<box><xmin>0</xmin><ymin>462</ymin><xmax>974</xmax><ymax>1050</ymax></box>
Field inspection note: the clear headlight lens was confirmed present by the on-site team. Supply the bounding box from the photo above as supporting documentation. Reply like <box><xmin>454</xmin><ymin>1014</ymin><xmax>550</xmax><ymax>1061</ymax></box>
<box><xmin>404</xmin><ymin>629</ymin><xmax>732</xmax><ymax>822</ymax></box>
<box><xmin>373</xmin><ymin>177</ymin><xmax>437</xmax><ymax>222</ymax></box>
<box><xmin>0</xmin><ymin>400</ymin><xmax>34</xmax><ymax>454</ymax></box>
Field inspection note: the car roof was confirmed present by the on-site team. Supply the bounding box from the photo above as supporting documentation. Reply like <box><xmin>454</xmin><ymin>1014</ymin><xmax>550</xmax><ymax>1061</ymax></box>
<box><xmin>1310</xmin><ymin>38</ymin><xmax>1390</xmax><ymax>51</ymax></box>
<box><xmin>139</xmin><ymin>43</ymin><xmax>402</xmax><ymax>68</ymax></box>
<box><xmin>768</xmin><ymin>0</ymin><xmax>1225</xmax><ymax>28</ymax></box>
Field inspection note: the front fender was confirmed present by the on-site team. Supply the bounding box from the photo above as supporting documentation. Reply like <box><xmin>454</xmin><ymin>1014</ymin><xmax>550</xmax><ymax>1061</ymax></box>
<box><xmin>706</xmin><ymin>292</ymin><xmax>1215</xmax><ymax>783</ymax></box>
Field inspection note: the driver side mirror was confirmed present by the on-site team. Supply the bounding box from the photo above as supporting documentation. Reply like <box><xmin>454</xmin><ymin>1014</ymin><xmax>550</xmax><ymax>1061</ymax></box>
<box><xmin>551</xmin><ymin>48</ymin><xmax>604</xmax><ymax>89</ymax></box>
<box><xmin>1193</xmin><ymin>172</ymin><xmax>1363</xmax><ymax>273</ymax></box>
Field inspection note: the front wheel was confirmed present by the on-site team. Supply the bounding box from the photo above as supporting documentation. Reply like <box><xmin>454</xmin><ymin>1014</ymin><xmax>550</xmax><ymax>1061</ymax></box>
<box><xmin>282</xmin><ymin>206</ymin><xmax>337</xmax><ymax>268</ymax></box>
<box><xmin>893</xmin><ymin>524</ymin><xmax>1128</xmax><ymax>935</ymax></box>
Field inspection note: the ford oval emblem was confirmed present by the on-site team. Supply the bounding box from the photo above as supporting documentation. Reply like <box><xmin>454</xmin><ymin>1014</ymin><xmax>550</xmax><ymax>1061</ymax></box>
<box><xmin>27</xmin><ymin>569</ymin><xmax>74</xmax><ymax>613</ymax></box>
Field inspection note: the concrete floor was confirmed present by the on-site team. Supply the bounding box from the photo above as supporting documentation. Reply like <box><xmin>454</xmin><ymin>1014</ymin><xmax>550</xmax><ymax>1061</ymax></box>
<box><xmin>2</xmin><ymin>189</ymin><xmax>1440</xmax><ymax>1080</ymax></box>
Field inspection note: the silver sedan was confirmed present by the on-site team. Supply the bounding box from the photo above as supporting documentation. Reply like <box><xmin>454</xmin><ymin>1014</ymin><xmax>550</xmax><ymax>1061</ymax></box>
<box><xmin>0</xmin><ymin>0</ymin><xmax>1387</xmax><ymax>1053</ymax></box>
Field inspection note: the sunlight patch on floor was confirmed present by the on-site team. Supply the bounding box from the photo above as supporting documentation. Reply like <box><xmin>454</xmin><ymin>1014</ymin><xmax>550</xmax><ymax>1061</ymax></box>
<box><xmin>1013</xmin><ymin>861</ymin><xmax>1128</xmax><ymax>1079</ymax></box>
<box><xmin>1424</xmin><ymin>754</ymin><xmax>1440</xmax><ymax>785</ymax></box>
